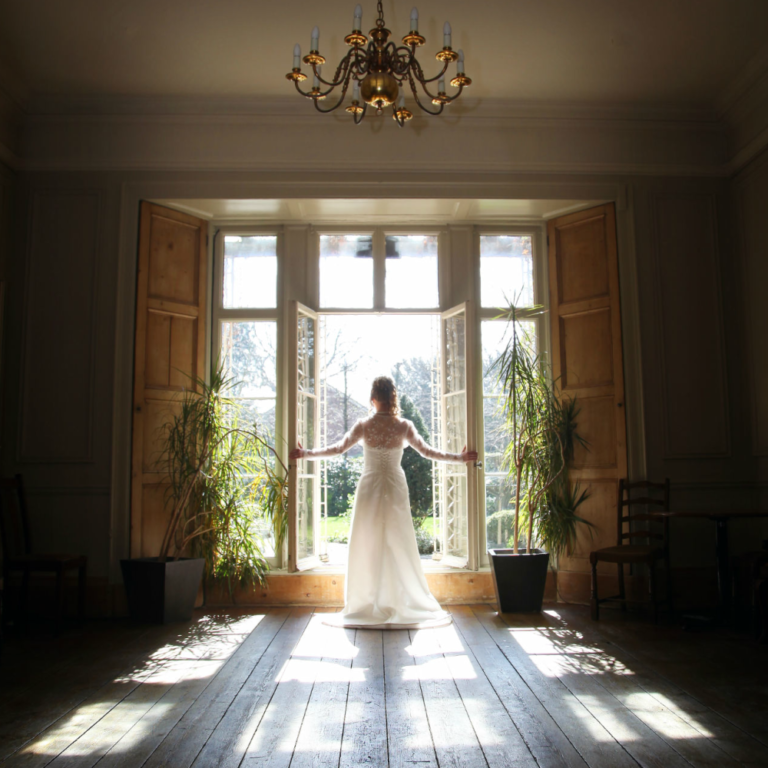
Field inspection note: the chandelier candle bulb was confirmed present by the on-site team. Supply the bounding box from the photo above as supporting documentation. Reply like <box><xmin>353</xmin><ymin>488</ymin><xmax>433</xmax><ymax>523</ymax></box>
<box><xmin>293</xmin><ymin>44</ymin><xmax>301</xmax><ymax>69</ymax></box>
<box><xmin>353</xmin><ymin>79</ymin><xmax>360</xmax><ymax>100</ymax></box>
<box><xmin>411</xmin><ymin>7</ymin><xmax>419</xmax><ymax>31</ymax></box>
<box><xmin>439</xmin><ymin>77</ymin><xmax>445</xmax><ymax>92</ymax></box>
<box><xmin>311</xmin><ymin>25</ymin><xmax>319</xmax><ymax>50</ymax></box>
<box><xmin>398</xmin><ymin>90</ymin><xmax>405</xmax><ymax>108</ymax></box>
<box><xmin>457</xmin><ymin>49</ymin><xmax>464</xmax><ymax>74</ymax></box>
<box><xmin>313</xmin><ymin>67</ymin><xmax>320</xmax><ymax>89</ymax></box>
<box><xmin>443</xmin><ymin>21</ymin><xmax>451</xmax><ymax>48</ymax></box>
<box><xmin>353</xmin><ymin>4</ymin><xmax>362</xmax><ymax>31</ymax></box>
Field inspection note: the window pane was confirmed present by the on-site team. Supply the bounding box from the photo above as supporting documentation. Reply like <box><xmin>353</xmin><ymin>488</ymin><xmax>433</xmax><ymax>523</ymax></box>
<box><xmin>485</xmin><ymin>475</ymin><xmax>515</xmax><ymax>550</ymax></box>
<box><xmin>482</xmin><ymin>319</ymin><xmax>537</xmax><ymax>550</ymax></box>
<box><xmin>297</xmin><ymin>313</ymin><xmax>316</xmax><ymax>395</ymax></box>
<box><xmin>444</xmin><ymin>314</ymin><xmax>466</xmax><ymax>394</ymax></box>
<box><xmin>220</xmin><ymin>321</ymin><xmax>278</xmax><ymax>559</ymax></box>
<box><xmin>221</xmin><ymin>321</ymin><xmax>277</xmax><ymax>398</ymax></box>
<box><xmin>385</xmin><ymin>235</ymin><xmax>439</xmax><ymax>308</ymax></box>
<box><xmin>223</xmin><ymin>236</ymin><xmax>277</xmax><ymax>308</ymax></box>
<box><xmin>319</xmin><ymin>234</ymin><xmax>374</xmax><ymax>308</ymax></box>
<box><xmin>480</xmin><ymin>235</ymin><xmax>533</xmax><ymax>309</ymax></box>
<box><xmin>221</xmin><ymin>321</ymin><xmax>277</xmax><ymax>438</ymax></box>
<box><xmin>297</xmin><ymin>471</ymin><xmax>315</xmax><ymax>561</ymax></box>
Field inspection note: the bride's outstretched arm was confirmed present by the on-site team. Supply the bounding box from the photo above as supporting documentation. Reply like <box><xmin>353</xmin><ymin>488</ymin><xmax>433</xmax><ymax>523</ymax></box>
<box><xmin>404</xmin><ymin>421</ymin><xmax>478</xmax><ymax>464</ymax></box>
<box><xmin>290</xmin><ymin>420</ymin><xmax>365</xmax><ymax>460</ymax></box>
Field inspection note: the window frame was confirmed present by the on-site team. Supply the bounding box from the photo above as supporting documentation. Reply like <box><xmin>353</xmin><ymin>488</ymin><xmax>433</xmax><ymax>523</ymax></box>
<box><xmin>207</xmin><ymin>220</ymin><xmax>550</xmax><ymax>572</ymax></box>
<box><xmin>311</xmin><ymin>225</ymin><xmax>447</xmax><ymax>313</ymax></box>
<box><xmin>212</xmin><ymin>225</ymin><xmax>283</xmax><ymax>566</ymax></box>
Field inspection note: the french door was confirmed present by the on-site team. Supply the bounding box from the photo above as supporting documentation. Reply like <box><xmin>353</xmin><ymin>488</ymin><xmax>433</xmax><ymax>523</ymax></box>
<box><xmin>288</xmin><ymin>300</ymin><xmax>479</xmax><ymax>571</ymax></box>
<box><xmin>438</xmin><ymin>302</ymin><xmax>479</xmax><ymax>570</ymax></box>
<box><xmin>288</xmin><ymin>301</ymin><xmax>321</xmax><ymax>571</ymax></box>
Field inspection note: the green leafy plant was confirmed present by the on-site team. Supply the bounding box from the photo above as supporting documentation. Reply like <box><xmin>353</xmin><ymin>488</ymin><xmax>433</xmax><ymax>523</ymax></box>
<box><xmin>492</xmin><ymin>303</ymin><xmax>591</xmax><ymax>557</ymax></box>
<box><xmin>157</xmin><ymin>363</ymin><xmax>289</xmax><ymax>592</ymax></box>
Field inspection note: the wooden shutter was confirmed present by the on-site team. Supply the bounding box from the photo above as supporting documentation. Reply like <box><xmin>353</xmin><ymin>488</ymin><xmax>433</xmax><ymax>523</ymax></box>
<box><xmin>547</xmin><ymin>203</ymin><xmax>627</xmax><ymax>603</ymax></box>
<box><xmin>131</xmin><ymin>202</ymin><xmax>208</xmax><ymax>557</ymax></box>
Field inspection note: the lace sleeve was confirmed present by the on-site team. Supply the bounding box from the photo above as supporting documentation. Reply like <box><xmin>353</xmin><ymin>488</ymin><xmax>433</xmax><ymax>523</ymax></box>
<box><xmin>404</xmin><ymin>421</ymin><xmax>464</xmax><ymax>464</ymax></box>
<box><xmin>304</xmin><ymin>420</ymin><xmax>364</xmax><ymax>460</ymax></box>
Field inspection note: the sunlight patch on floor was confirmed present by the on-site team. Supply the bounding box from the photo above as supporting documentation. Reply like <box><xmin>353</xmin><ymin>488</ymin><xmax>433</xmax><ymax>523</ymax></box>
<box><xmin>280</xmin><ymin>657</ymin><xmax>366</xmax><ymax>684</ymax></box>
<box><xmin>507</xmin><ymin>618</ymin><xmax>718</xmax><ymax>743</ymax></box>
<box><xmin>18</xmin><ymin>616</ymin><xmax>257</xmax><ymax>758</ymax></box>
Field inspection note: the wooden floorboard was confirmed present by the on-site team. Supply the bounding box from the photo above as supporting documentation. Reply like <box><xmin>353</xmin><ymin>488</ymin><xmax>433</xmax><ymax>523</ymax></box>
<box><xmin>291</xmin><ymin>612</ymin><xmax>353</xmax><ymax>768</ymax></box>
<box><xmin>409</xmin><ymin>626</ymin><xmax>488</xmax><ymax>768</ymax></box>
<box><xmin>339</xmin><ymin>629</ymin><xmax>388</xmax><ymax>767</ymax></box>
<box><xmin>2</xmin><ymin>603</ymin><xmax>767</xmax><ymax>768</ymax></box>
<box><xmin>382</xmin><ymin>630</ymin><xmax>437</xmax><ymax>768</ymax></box>
<box><xmin>191</xmin><ymin>607</ymin><xmax>314</xmax><ymax>768</ymax></box>
<box><xmin>461</xmin><ymin>606</ymin><xmax>597</xmax><ymax>768</ymax></box>
<box><xmin>552</xmin><ymin>611</ymin><xmax>768</xmax><ymax>767</ymax></box>
<box><xmin>143</xmin><ymin>609</ymin><xmax>290</xmax><ymax>768</ymax></box>
<box><xmin>434</xmin><ymin>617</ymin><xmax>537</xmax><ymax>768</ymax></box>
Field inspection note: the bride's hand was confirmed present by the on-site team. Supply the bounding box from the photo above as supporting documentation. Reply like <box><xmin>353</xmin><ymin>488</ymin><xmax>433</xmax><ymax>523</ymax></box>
<box><xmin>461</xmin><ymin>445</ymin><xmax>478</xmax><ymax>464</ymax></box>
<box><xmin>289</xmin><ymin>442</ymin><xmax>305</xmax><ymax>460</ymax></box>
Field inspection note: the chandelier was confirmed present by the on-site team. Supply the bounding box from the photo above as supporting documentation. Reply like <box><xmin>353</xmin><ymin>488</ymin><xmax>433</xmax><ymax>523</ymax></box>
<box><xmin>286</xmin><ymin>1</ymin><xmax>471</xmax><ymax>127</ymax></box>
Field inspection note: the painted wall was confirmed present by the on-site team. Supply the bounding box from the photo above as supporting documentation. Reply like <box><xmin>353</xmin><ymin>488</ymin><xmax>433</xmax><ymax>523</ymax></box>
<box><xmin>0</xmin><ymin>163</ymin><xmax>15</xmax><ymax>467</ymax></box>
<box><xmin>1</xmin><ymin>109</ymin><xmax>765</xmax><ymax>610</ymax></box>
<box><xmin>733</xmin><ymin>150</ymin><xmax>768</xmax><ymax>502</ymax></box>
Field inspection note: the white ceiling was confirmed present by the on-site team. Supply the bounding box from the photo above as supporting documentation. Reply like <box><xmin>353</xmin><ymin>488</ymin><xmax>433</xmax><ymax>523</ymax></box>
<box><xmin>152</xmin><ymin>198</ymin><xmax>604</xmax><ymax>223</ymax></box>
<box><xmin>1</xmin><ymin>0</ymin><xmax>767</xmax><ymax>111</ymax></box>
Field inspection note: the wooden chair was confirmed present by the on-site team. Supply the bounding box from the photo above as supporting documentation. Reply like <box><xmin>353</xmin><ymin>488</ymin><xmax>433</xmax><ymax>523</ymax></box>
<box><xmin>589</xmin><ymin>478</ymin><xmax>672</xmax><ymax>622</ymax></box>
<box><xmin>0</xmin><ymin>475</ymin><xmax>87</xmax><ymax>630</ymax></box>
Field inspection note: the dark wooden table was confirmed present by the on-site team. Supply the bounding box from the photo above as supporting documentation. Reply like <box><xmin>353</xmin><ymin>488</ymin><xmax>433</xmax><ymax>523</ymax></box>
<box><xmin>653</xmin><ymin>509</ymin><xmax>768</xmax><ymax>624</ymax></box>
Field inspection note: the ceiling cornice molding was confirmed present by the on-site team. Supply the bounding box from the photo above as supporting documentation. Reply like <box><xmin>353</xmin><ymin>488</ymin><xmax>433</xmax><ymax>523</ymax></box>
<box><xmin>24</xmin><ymin>93</ymin><xmax>718</xmax><ymax>126</ymax></box>
<box><xmin>717</xmin><ymin>41</ymin><xmax>768</xmax><ymax>172</ymax></box>
<box><xmin>17</xmin><ymin>157</ymin><xmax>729</xmax><ymax>178</ymax></box>
<box><xmin>717</xmin><ymin>41</ymin><xmax>768</xmax><ymax>118</ymax></box>
<box><xmin>17</xmin><ymin>96</ymin><xmax>728</xmax><ymax>176</ymax></box>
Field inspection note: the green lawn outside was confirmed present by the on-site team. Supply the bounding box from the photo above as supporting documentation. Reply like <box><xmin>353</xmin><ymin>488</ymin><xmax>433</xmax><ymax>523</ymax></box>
<box><xmin>323</xmin><ymin>514</ymin><xmax>436</xmax><ymax>539</ymax></box>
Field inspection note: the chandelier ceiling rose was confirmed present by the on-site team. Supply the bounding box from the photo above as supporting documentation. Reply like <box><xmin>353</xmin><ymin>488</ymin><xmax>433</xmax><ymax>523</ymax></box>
<box><xmin>286</xmin><ymin>1</ymin><xmax>471</xmax><ymax>127</ymax></box>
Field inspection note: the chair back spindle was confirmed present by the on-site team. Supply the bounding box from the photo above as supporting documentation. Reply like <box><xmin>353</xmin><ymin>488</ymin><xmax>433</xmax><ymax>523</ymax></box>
<box><xmin>617</xmin><ymin>478</ymin><xmax>670</xmax><ymax>549</ymax></box>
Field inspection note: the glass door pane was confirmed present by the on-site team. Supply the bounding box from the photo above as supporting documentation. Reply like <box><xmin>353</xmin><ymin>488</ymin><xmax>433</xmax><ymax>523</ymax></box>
<box><xmin>439</xmin><ymin>302</ymin><xmax>478</xmax><ymax>569</ymax></box>
<box><xmin>289</xmin><ymin>301</ymin><xmax>321</xmax><ymax>571</ymax></box>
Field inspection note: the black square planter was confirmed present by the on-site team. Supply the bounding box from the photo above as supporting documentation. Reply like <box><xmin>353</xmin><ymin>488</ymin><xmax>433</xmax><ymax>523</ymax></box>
<box><xmin>120</xmin><ymin>557</ymin><xmax>205</xmax><ymax>624</ymax></box>
<box><xmin>488</xmin><ymin>548</ymin><xmax>550</xmax><ymax>613</ymax></box>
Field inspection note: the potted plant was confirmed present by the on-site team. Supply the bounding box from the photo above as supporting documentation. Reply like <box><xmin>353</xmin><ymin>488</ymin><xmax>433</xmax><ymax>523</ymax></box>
<box><xmin>122</xmin><ymin>364</ymin><xmax>288</xmax><ymax>623</ymax></box>
<box><xmin>487</xmin><ymin>304</ymin><xmax>590</xmax><ymax>613</ymax></box>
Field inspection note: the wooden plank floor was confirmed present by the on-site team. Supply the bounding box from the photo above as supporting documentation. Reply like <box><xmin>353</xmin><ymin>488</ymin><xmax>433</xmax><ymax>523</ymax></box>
<box><xmin>1</xmin><ymin>604</ymin><xmax>767</xmax><ymax>768</ymax></box>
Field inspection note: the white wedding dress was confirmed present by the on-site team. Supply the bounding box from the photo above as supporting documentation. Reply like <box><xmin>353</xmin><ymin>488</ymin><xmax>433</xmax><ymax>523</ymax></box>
<box><xmin>304</xmin><ymin>413</ymin><xmax>465</xmax><ymax>629</ymax></box>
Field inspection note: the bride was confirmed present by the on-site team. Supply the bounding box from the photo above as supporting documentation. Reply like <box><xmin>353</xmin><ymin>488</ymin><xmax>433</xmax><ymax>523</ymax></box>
<box><xmin>289</xmin><ymin>376</ymin><xmax>477</xmax><ymax>629</ymax></box>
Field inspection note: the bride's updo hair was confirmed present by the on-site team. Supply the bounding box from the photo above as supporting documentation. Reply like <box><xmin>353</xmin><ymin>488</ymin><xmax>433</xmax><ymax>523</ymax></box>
<box><xmin>370</xmin><ymin>376</ymin><xmax>400</xmax><ymax>414</ymax></box>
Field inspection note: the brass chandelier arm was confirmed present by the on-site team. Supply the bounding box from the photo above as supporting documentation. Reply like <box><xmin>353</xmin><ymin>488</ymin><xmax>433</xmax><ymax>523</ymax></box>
<box><xmin>407</xmin><ymin>74</ymin><xmax>445</xmax><ymax>116</ymax></box>
<box><xmin>440</xmin><ymin>82</ymin><xmax>466</xmax><ymax>104</ymax></box>
<box><xmin>410</xmin><ymin>57</ymin><xmax>452</xmax><ymax>86</ymax></box>
<box><xmin>312</xmin><ymin>79</ymin><xmax>355</xmax><ymax>113</ymax></box>
<box><xmin>352</xmin><ymin>101</ymin><xmax>368</xmax><ymax>124</ymax></box>
<box><xmin>309</xmin><ymin>52</ymin><xmax>356</xmax><ymax>88</ymax></box>
<box><xmin>390</xmin><ymin>46</ymin><xmax>416</xmax><ymax>76</ymax></box>
<box><xmin>293</xmin><ymin>79</ymin><xmax>317</xmax><ymax>99</ymax></box>
<box><xmin>292</xmin><ymin>77</ymin><xmax>338</xmax><ymax>101</ymax></box>
<box><xmin>408</xmin><ymin>62</ymin><xmax>446</xmax><ymax>106</ymax></box>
